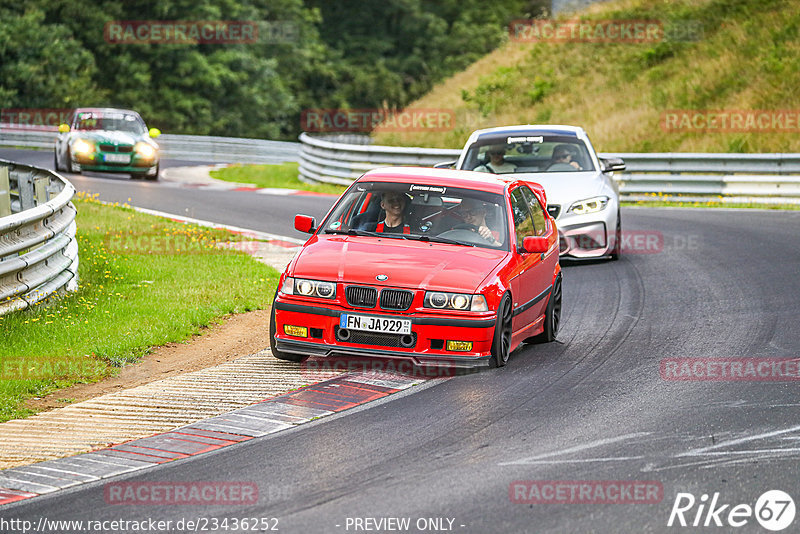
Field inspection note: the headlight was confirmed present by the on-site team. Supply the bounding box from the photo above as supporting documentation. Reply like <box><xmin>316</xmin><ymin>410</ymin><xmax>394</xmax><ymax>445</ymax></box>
<box><xmin>135</xmin><ymin>142</ymin><xmax>156</xmax><ymax>158</ymax></box>
<box><xmin>72</xmin><ymin>139</ymin><xmax>94</xmax><ymax>154</ymax></box>
<box><xmin>280</xmin><ymin>277</ymin><xmax>336</xmax><ymax>299</ymax></box>
<box><xmin>424</xmin><ymin>292</ymin><xmax>487</xmax><ymax>312</ymax></box>
<box><xmin>567</xmin><ymin>196</ymin><xmax>609</xmax><ymax>215</ymax></box>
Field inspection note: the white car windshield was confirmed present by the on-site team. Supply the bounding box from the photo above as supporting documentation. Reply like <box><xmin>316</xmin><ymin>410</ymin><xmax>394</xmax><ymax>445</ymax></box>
<box><xmin>462</xmin><ymin>135</ymin><xmax>595</xmax><ymax>173</ymax></box>
<box><xmin>321</xmin><ymin>181</ymin><xmax>509</xmax><ymax>250</ymax></box>
<box><xmin>73</xmin><ymin>112</ymin><xmax>147</xmax><ymax>134</ymax></box>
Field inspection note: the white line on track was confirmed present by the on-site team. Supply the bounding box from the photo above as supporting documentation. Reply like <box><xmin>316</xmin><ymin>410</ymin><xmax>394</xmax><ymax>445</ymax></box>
<box><xmin>676</xmin><ymin>424</ymin><xmax>800</xmax><ymax>457</ymax></box>
<box><xmin>130</xmin><ymin>206</ymin><xmax>306</xmax><ymax>245</ymax></box>
<box><xmin>498</xmin><ymin>431</ymin><xmax>652</xmax><ymax>465</ymax></box>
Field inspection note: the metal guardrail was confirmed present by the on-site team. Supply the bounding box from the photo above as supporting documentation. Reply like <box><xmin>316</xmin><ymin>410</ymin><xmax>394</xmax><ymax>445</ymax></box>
<box><xmin>0</xmin><ymin>126</ymin><xmax>300</xmax><ymax>165</ymax></box>
<box><xmin>0</xmin><ymin>160</ymin><xmax>78</xmax><ymax>316</ymax></box>
<box><xmin>298</xmin><ymin>133</ymin><xmax>800</xmax><ymax>199</ymax></box>
<box><xmin>298</xmin><ymin>133</ymin><xmax>461</xmax><ymax>186</ymax></box>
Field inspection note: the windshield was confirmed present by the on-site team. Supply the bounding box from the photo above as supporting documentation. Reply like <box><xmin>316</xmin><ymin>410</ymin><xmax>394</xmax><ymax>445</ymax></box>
<box><xmin>321</xmin><ymin>181</ymin><xmax>509</xmax><ymax>250</ymax></box>
<box><xmin>461</xmin><ymin>134</ymin><xmax>595</xmax><ymax>173</ymax></box>
<box><xmin>73</xmin><ymin>111</ymin><xmax>147</xmax><ymax>134</ymax></box>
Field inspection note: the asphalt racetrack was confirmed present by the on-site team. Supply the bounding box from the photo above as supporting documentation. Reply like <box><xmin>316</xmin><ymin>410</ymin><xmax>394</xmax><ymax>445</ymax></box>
<box><xmin>2</xmin><ymin>148</ymin><xmax>800</xmax><ymax>532</ymax></box>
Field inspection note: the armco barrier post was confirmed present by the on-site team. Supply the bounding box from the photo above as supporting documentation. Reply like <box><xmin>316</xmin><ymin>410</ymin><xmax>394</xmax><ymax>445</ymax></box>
<box><xmin>17</xmin><ymin>170</ymin><xmax>35</xmax><ymax>211</ymax></box>
<box><xmin>0</xmin><ymin>167</ymin><xmax>10</xmax><ymax>217</ymax></box>
<box><xmin>34</xmin><ymin>175</ymin><xmax>49</xmax><ymax>204</ymax></box>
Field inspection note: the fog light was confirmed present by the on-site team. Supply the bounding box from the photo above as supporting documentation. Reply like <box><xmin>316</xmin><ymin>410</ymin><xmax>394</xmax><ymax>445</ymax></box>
<box><xmin>284</xmin><ymin>325</ymin><xmax>308</xmax><ymax>337</ymax></box>
<box><xmin>446</xmin><ymin>340</ymin><xmax>472</xmax><ymax>352</ymax></box>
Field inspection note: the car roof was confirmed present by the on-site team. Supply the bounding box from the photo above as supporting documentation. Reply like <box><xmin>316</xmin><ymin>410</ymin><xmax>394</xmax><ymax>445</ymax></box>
<box><xmin>469</xmin><ymin>124</ymin><xmax>585</xmax><ymax>138</ymax></box>
<box><xmin>72</xmin><ymin>107</ymin><xmax>142</xmax><ymax>117</ymax></box>
<box><xmin>360</xmin><ymin>166</ymin><xmax>517</xmax><ymax>194</ymax></box>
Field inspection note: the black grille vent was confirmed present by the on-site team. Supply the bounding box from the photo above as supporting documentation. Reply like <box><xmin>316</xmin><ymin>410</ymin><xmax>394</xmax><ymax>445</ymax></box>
<box><xmin>380</xmin><ymin>289</ymin><xmax>413</xmax><ymax>311</ymax></box>
<box><xmin>547</xmin><ymin>204</ymin><xmax>561</xmax><ymax>219</ymax></box>
<box><xmin>98</xmin><ymin>144</ymin><xmax>134</xmax><ymax>153</ymax></box>
<box><xmin>335</xmin><ymin>327</ymin><xmax>416</xmax><ymax>348</ymax></box>
<box><xmin>345</xmin><ymin>286</ymin><xmax>377</xmax><ymax>308</ymax></box>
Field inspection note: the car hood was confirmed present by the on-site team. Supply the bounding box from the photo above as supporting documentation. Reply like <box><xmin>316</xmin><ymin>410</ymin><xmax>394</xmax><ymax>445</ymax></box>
<box><xmin>516</xmin><ymin>171</ymin><xmax>608</xmax><ymax>207</ymax></box>
<box><xmin>71</xmin><ymin>130</ymin><xmax>153</xmax><ymax>147</ymax></box>
<box><xmin>289</xmin><ymin>235</ymin><xmax>507</xmax><ymax>293</ymax></box>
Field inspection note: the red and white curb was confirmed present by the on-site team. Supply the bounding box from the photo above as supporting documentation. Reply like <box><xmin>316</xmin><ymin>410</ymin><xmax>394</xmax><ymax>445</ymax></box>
<box><xmin>0</xmin><ymin>371</ymin><xmax>435</xmax><ymax>506</ymax></box>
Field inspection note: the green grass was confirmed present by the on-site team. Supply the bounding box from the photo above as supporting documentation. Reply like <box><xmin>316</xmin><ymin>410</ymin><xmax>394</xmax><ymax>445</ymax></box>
<box><xmin>210</xmin><ymin>162</ymin><xmax>346</xmax><ymax>195</ymax></box>
<box><xmin>0</xmin><ymin>193</ymin><xmax>279</xmax><ymax>422</ymax></box>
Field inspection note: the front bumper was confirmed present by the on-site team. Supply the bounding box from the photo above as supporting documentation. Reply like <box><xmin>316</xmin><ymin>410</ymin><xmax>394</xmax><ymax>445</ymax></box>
<box><xmin>559</xmin><ymin>221</ymin><xmax>611</xmax><ymax>258</ymax></box>
<box><xmin>554</xmin><ymin>204</ymin><xmax>617</xmax><ymax>258</ymax></box>
<box><xmin>273</xmin><ymin>299</ymin><xmax>495</xmax><ymax>368</ymax></box>
<box><xmin>72</xmin><ymin>152</ymin><xmax>158</xmax><ymax>174</ymax></box>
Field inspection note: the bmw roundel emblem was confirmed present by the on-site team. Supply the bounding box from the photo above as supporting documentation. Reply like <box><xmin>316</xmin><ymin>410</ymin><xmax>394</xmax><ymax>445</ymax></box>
<box><xmin>376</xmin><ymin>274</ymin><xmax>388</xmax><ymax>281</ymax></box>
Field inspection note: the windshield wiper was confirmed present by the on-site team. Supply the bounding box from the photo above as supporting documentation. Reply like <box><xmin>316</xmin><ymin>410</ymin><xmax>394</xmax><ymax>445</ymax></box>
<box><xmin>409</xmin><ymin>234</ymin><xmax>476</xmax><ymax>247</ymax></box>
<box><xmin>324</xmin><ymin>228</ymin><xmax>403</xmax><ymax>239</ymax></box>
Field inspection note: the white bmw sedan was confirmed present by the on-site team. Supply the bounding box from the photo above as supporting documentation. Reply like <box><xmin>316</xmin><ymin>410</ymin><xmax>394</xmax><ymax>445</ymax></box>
<box><xmin>450</xmin><ymin>125</ymin><xmax>626</xmax><ymax>260</ymax></box>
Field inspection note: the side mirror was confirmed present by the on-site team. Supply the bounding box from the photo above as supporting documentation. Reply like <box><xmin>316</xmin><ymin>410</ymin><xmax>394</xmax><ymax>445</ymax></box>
<box><xmin>294</xmin><ymin>214</ymin><xmax>316</xmax><ymax>234</ymax></box>
<box><xmin>149</xmin><ymin>127</ymin><xmax>161</xmax><ymax>138</ymax></box>
<box><xmin>58</xmin><ymin>124</ymin><xmax>70</xmax><ymax>134</ymax></box>
<box><xmin>600</xmin><ymin>157</ymin><xmax>626</xmax><ymax>173</ymax></box>
<box><xmin>433</xmin><ymin>160</ymin><xmax>456</xmax><ymax>169</ymax></box>
<box><xmin>522</xmin><ymin>236</ymin><xmax>549</xmax><ymax>254</ymax></box>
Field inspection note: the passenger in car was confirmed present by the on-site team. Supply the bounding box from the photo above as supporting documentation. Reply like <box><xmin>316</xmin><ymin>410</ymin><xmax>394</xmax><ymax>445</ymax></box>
<box><xmin>547</xmin><ymin>145</ymin><xmax>583</xmax><ymax>171</ymax></box>
<box><xmin>474</xmin><ymin>145</ymin><xmax>517</xmax><ymax>174</ymax></box>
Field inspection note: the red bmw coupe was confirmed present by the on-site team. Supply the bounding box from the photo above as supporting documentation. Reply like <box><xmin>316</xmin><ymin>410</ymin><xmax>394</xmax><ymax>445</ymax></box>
<box><xmin>270</xmin><ymin>167</ymin><xmax>562</xmax><ymax>368</ymax></box>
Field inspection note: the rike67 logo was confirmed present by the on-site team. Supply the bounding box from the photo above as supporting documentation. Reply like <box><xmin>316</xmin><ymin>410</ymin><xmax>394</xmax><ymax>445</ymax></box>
<box><xmin>668</xmin><ymin>490</ymin><xmax>795</xmax><ymax>531</ymax></box>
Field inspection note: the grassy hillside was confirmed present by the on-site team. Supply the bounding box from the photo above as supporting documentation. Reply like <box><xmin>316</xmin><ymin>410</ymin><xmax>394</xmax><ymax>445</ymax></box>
<box><xmin>373</xmin><ymin>0</ymin><xmax>800</xmax><ymax>152</ymax></box>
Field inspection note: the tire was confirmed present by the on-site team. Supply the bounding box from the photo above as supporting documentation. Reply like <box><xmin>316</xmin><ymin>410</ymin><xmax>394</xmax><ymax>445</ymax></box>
<box><xmin>54</xmin><ymin>151</ymin><xmax>61</xmax><ymax>172</ymax></box>
<box><xmin>489</xmin><ymin>293</ymin><xmax>513</xmax><ymax>368</ymax></box>
<box><xmin>527</xmin><ymin>276</ymin><xmax>562</xmax><ymax>344</ymax></box>
<box><xmin>269</xmin><ymin>294</ymin><xmax>304</xmax><ymax>363</ymax></box>
<box><xmin>609</xmin><ymin>210</ymin><xmax>621</xmax><ymax>261</ymax></box>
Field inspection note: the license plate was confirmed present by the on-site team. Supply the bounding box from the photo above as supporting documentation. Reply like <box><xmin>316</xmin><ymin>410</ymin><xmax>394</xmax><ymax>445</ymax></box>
<box><xmin>340</xmin><ymin>313</ymin><xmax>411</xmax><ymax>335</ymax></box>
<box><xmin>104</xmin><ymin>153</ymin><xmax>130</xmax><ymax>163</ymax></box>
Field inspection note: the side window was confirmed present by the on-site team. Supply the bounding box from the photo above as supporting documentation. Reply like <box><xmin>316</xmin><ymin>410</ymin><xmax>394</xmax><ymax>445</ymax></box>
<box><xmin>509</xmin><ymin>188</ymin><xmax>534</xmax><ymax>249</ymax></box>
<box><xmin>520</xmin><ymin>186</ymin><xmax>547</xmax><ymax>236</ymax></box>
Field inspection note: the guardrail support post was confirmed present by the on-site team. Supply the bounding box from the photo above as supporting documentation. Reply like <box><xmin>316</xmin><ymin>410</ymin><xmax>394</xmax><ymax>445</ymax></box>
<box><xmin>17</xmin><ymin>171</ymin><xmax>36</xmax><ymax>211</ymax></box>
<box><xmin>0</xmin><ymin>167</ymin><xmax>10</xmax><ymax>217</ymax></box>
<box><xmin>34</xmin><ymin>176</ymin><xmax>49</xmax><ymax>204</ymax></box>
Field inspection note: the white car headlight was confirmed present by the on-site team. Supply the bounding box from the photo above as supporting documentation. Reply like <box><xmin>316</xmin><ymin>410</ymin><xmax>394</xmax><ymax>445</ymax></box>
<box><xmin>567</xmin><ymin>196</ymin><xmax>609</xmax><ymax>215</ymax></box>
<box><xmin>135</xmin><ymin>142</ymin><xmax>156</xmax><ymax>158</ymax></box>
<box><xmin>281</xmin><ymin>277</ymin><xmax>336</xmax><ymax>299</ymax></box>
<box><xmin>424</xmin><ymin>292</ymin><xmax>488</xmax><ymax>312</ymax></box>
<box><xmin>72</xmin><ymin>139</ymin><xmax>94</xmax><ymax>154</ymax></box>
